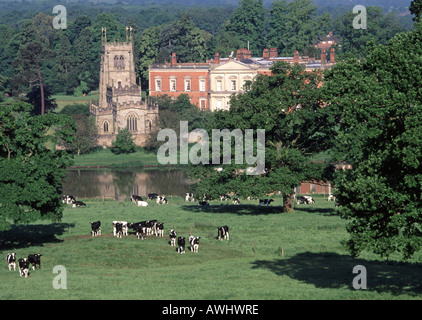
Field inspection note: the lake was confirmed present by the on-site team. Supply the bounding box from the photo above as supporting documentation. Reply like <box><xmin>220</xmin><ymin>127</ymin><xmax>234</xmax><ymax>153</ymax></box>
<box><xmin>62</xmin><ymin>168</ymin><xmax>192</xmax><ymax>201</ymax></box>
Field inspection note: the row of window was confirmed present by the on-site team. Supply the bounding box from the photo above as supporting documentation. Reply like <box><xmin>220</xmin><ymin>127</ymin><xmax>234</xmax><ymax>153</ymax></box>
<box><xmin>155</xmin><ymin>79</ymin><xmax>206</xmax><ymax>92</ymax></box>
<box><xmin>154</xmin><ymin>79</ymin><xmax>240</xmax><ymax>92</ymax></box>
<box><xmin>102</xmin><ymin>116</ymin><xmax>152</xmax><ymax>133</ymax></box>
<box><xmin>114</xmin><ymin>56</ymin><xmax>125</xmax><ymax>69</ymax></box>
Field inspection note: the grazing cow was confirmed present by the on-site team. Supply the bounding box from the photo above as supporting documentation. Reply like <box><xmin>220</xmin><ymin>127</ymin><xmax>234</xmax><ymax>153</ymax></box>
<box><xmin>112</xmin><ymin>221</ymin><xmax>128</xmax><ymax>236</ymax></box>
<box><xmin>259</xmin><ymin>199</ymin><xmax>274</xmax><ymax>206</ymax></box>
<box><xmin>219</xmin><ymin>194</ymin><xmax>231</xmax><ymax>201</ymax></box>
<box><xmin>156</xmin><ymin>222</ymin><xmax>164</xmax><ymax>237</ymax></box>
<box><xmin>137</xmin><ymin>201</ymin><xmax>149</xmax><ymax>207</ymax></box>
<box><xmin>115</xmin><ymin>223</ymin><xmax>123</xmax><ymax>238</ymax></box>
<box><xmin>232</xmin><ymin>198</ymin><xmax>240</xmax><ymax>205</ymax></box>
<box><xmin>6</xmin><ymin>253</ymin><xmax>16</xmax><ymax>271</ymax></box>
<box><xmin>128</xmin><ymin>222</ymin><xmax>146</xmax><ymax>240</ymax></box>
<box><xmin>131</xmin><ymin>195</ymin><xmax>143</xmax><ymax>203</ymax></box>
<box><xmin>90</xmin><ymin>221</ymin><xmax>101</xmax><ymax>237</ymax></box>
<box><xmin>62</xmin><ymin>195</ymin><xmax>75</xmax><ymax>204</ymax></box>
<box><xmin>156</xmin><ymin>196</ymin><xmax>168</xmax><ymax>204</ymax></box>
<box><xmin>247</xmin><ymin>196</ymin><xmax>257</xmax><ymax>201</ymax></box>
<box><xmin>198</xmin><ymin>201</ymin><xmax>209</xmax><ymax>206</ymax></box>
<box><xmin>217</xmin><ymin>226</ymin><xmax>230</xmax><ymax>241</ymax></box>
<box><xmin>18</xmin><ymin>258</ymin><xmax>29</xmax><ymax>278</ymax></box>
<box><xmin>296</xmin><ymin>196</ymin><xmax>315</xmax><ymax>204</ymax></box>
<box><xmin>177</xmin><ymin>236</ymin><xmax>186</xmax><ymax>254</ymax></box>
<box><xmin>147</xmin><ymin>193</ymin><xmax>159</xmax><ymax>200</ymax></box>
<box><xmin>72</xmin><ymin>200</ymin><xmax>86</xmax><ymax>208</ymax></box>
<box><xmin>169</xmin><ymin>229</ymin><xmax>177</xmax><ymax>246</ymax></box>
<box><xmin>327</xmin><ymin>193</ymin><xmax>336</xmax><ymax>201</ymax></box>
<box><xmin>28</xmin><ymin>253</ymin><xmax>42</xmax><ymax>270</ymax></box>
<box><xmin>189</xmin><ymin>236</ymin><xmax>200</xmax><ymax>253</ymax></box>
<box><xmin>185</xmin><ymin>193</ymin><xmax>195</xmax><ymax>202</ymax></box>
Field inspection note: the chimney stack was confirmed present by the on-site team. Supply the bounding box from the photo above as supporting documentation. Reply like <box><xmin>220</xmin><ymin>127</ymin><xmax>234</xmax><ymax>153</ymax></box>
<box><xmin>171</xmin><ymin>52</ymin><xmax>177</xmax><ymax>66</ymax></box>
<box><xmin>330</xmin><ymin>47</ymin><xmax>335</xmax><ymax>63</ymax></box>
<box><xmin>269</xmin><ymin>48</ymin><xmax>278</xmax><ymax>58</ymax></box>
<box><xmin>214</xmin><ymin>52</ymin><xmax>220</xmax><ymax>64</ymax></box>
<box><xmin>293</xmin><ymin>51</ymin><xmax>299</xmax><ymax>64</ymax></box>
<box><xmin>263</xmin><ymin>48</ymin><xmax>269</xmax><ymax>60</ymax></box>
<box><xmin>321</xmin><ymin>49</ymin><xmax>326</xmax><ymax>64</ymax></box>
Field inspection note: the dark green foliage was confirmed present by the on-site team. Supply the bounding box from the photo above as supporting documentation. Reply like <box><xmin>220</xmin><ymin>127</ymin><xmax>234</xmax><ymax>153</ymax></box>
<box><xmin>323</xmin><ymin>25</ymin><xmax>422</xmax><ymax>260</ymax></box>
<box><xmin>112</xmin><ymin>128</ymin><xmax>136</xmax><ymax>155</ymax></box>
<box><xmin>188</xmin><ymin>62</ymin><xmax>335</xmax><ymax>211</ymax></box>
<box><xmin>0</xmin><ymin>101</ymin><xmax>75</xmax><ymax>231</ymax></box>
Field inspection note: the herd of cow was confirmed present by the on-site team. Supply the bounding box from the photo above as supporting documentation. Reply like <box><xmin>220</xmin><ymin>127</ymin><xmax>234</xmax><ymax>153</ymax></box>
<box><xmin>5</xmin><ymin>253</ymin><xmax>41</xmax><ymax>278</ymax></box>
<box><xmin>7</xmin><ymin>191</ymin><xmax>331</xmax><ymax>278</ymax></box>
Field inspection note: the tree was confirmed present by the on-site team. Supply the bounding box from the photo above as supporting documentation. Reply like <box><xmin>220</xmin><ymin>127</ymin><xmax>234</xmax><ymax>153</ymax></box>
<box><xmin>25</xmin><ymin>85</ymin><xmax>57</xmax><ymax>115</ymax></box>
<box><xmin>112</xmin><ymin>128</ymin><xmax>136</xmax><ymax>154</ymax></box>
<box><xmin>11</xmin><ymin>41</ymin><xmax>54</xmax><ymax>115</ymax></box>
<box><xmin>410</xmin><ymin>0</ymin><xmax>422</xmax><ymax>21</ymax></box>
<box><xmin>322</xmin><ymin>24</ymin><xmax>422</xmax><ymax>260</ymax></box>
<box><xmin>265</xmin><ymin>0</ymin><xmax>288</xmax><ymax>52</ymax></box>
<box><xmin>0</xmin><ymin>101</ymin><xmax>75</xmax><ymax>231</ymax></box>
<box><xmin>225</xmin><ymin>0</ymin><xmax>266</xmax><ymax>55</ymax></box>
<box><xmin>64</xmin><ymin>115</ymin><xmax>98</xmax><ymax>156</ymax></box>
<box><xmin>188</xmin><ymin>62</ymin><xmax>335</xmax><ymax>212</ymax></box>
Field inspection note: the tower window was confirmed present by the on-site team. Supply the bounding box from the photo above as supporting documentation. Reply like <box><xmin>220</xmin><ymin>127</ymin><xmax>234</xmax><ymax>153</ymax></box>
<box><xmin>103</xmin><ymin>121</ymin><xmax>109</xmax><ymax>133</ymax></box>
<box><xmin>127</xmin><ymin>114</ymin><xmax>137</xmax><ymax>132</ymax></box>
<box><xmin>119</xmin><ymin>56</ymin><xmax>125</xmax><ymax>69</ymax></box>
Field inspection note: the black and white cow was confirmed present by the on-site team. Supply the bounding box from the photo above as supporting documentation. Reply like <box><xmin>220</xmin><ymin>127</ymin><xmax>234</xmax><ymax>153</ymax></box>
<box><xmin>156</xmin><ymin>196</ymin><xmax>168</xmax><ymax>204</ymax></box>
<box><xmin>259</xmin><ymin>199</ymin><xmax>274</xmax><ymax>206</ymax></box>
<box><xmin>232</xmin><ymin>198</ymin><xmax>240</xmax><ymax>205</ymax></box>
<box><xmin>114</xmin><ymin>223</ymin><xmax>123</xmax><ymax>238</ymax></box>
<box><xmin>156</xmin><ymin>222</ymin><xmax>164</xmax><ymax>237</ymax></box>
<box><xmin>62</xmin><ymin>195</ymin><xmax>75</xmax><ymax>204</ymax></box>
<box><xmin>327</xmin><ymin>193</ymin><xmax>335</xmax><ymax>201</ymax></box>
<box><xmin>128</xmin><ymin>222</ymin><xmax>146</xmax><ymax>240</ymax></box>
<box><xmin>219</xmin><ymin>194</ymin><xmax>231</xmax><ymax>201</ymax></box>
<box><xmin>112</xmin><ymin>221</ymin><xmax>128</xmax><ymax>237</ymax></box>
<box><xmin>131</xmin><ymin>195</ymin><xmax>143</xmax><ymax>203</ymax></box>
<box><xmin>147</xmin><ymin>193</ymin><xmax>159</xmax><ymax>200</ymax></box>
<box><xmin>137</xmin><ymin>200</ymin><xmax>148</xmax><ymax>207</ymax></box>
<box><xmin>169</xmin><ymin>229</ymin><xmax>177</xmax><ymax>246</ymax></box>
<box><xmin>90</xmin><ymin>221</ymin><xmax>101</xmax><ymax>237</ymax></box>
<box><xmin>198</xmin><ymin>201</ymin><xmax>209</xmax><ymax>206</ymax></box>
<box><xmin>18</xmin><ymin>258</ymin><xmax>29</xmax><ymax>278</ymax></box>
<box><xmin>185</xmin><ymin>193</ymin><xmax>195</xmax><ymax>202</ymax></box>
<box><xmin>72</xmin><ymin>200</ymin><xmax>86</xmax><ymax>208</ymax></box>
<box><xmin>189</xmin><ymin>236</ymin><xmax>200</xmax><ymax>253</ymax></box>
<box><xmin>296</xmin><ymin>196</ymin><xmax>315</xmax><ymax>204</ymax></box>
<box><xmin>28</xmin><ymin>253</ymin><xmax>42</xmax><ymax>270</ymax></box>
<box><xmin>6</xmin><ymin>253</ymin><xmax>16</xmax><ymax>271</ymax></box>
<box><xmin>177</xmin><ymin>236</ymin><xmax>186</xmax><ymax>254</ymax></box>
<box><xmin>217</xmin><ymin>226</ymin><xmax>230</xmax><ymax>241</ymax></box>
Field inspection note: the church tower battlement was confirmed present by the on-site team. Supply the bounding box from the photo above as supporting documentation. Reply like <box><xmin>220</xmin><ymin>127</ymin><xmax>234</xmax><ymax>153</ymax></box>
<box><xmin>90</xmin><ymin>26</ymin><xmax>158</xmax><ymax>147</ymax></box>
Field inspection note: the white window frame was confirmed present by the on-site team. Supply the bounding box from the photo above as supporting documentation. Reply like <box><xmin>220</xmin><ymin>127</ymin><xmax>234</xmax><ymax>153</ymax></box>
<box><xmin>185</xmin><ymin>79</ymin><xmax>191</xmax><ymax>92</ymax></box>
<box><xmin>170</xmin><ymin>79</ymin><xmax>176</xmax><ymax>92</ymax></box>
<box><xmin>155</xmin><ymin>79</ymin><xmax>162</xmax><ymax>92</ymax></box>
<box><xmin>230</xmin><ymin>80</ymin><xmax>236</xmax><ymax>91</ymax></box>
<box><xmin>216</xmin><ymin>80</ymin><xmax>222</xmax><ymax>91</ymax></box>
<box><xmin>200</xmin><ymin>79</ymin><xmax>206</xmax><ymax>92</ymax></box>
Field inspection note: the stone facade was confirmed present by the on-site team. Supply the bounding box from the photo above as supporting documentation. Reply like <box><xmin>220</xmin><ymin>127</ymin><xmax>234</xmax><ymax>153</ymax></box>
<box><xmin>90</xmin><ymin>27</ymin><xmax>158</xmax><ymax>147</ymax></box>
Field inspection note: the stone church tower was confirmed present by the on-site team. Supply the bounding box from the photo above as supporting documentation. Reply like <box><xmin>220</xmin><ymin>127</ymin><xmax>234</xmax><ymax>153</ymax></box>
<box><xmin>90</xmin><ymin>27</ymin><xmax>158</xmax><ymax>147</ymax></box>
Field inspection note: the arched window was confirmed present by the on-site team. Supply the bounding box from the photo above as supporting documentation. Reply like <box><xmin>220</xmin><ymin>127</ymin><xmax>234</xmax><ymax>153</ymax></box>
<box><xmin>114</xmin><ymin>56</ymin><xmax>119</xmax><ymax>68</ymax></box>
<box><xmin>127</xmin><ymin>114</ymin><xmax>137</xmax><ymax>132</ymax></box>
<box><xmin>146</xmin><ymin>119</ymin><xmax>152</xmax><ymax>133</ymax></box>
<box><xmin>103</xmin><ymin>121</ymin><xmax>109</xmax><ymax>133</ymax></box>
<box><xmin>119</xmin><ymin>55</ymin><xmax>125</xmax><ymax>69</ymax></box>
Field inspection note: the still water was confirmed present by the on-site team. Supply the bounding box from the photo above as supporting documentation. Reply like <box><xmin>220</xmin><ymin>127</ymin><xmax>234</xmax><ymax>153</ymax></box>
<box><xmin>62</xmin><ymin>168</ymin><xmax>192</xmax><ymax>201</ymax></box>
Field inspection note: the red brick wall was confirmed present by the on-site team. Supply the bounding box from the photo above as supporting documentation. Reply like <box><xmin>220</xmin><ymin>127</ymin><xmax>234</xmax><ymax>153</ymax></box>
<box><xmin>149</xmin><ymin>68</ymin><xmax>210</xmax><ymax>110</ymax></box>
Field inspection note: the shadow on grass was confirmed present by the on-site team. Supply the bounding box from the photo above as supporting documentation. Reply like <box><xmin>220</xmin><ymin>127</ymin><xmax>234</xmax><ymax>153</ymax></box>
<box><xmin>293</xmin><ymin>205</ymin><xmax>337</xmax><ymax>216</ymax></box>
<box><xmin>251</xmin><ymin>252</ymin><xmax>422</xmax><ymax>296</ymax></box>
<box><xmin>182</xmin><ymin>203</ymin><xmax>285</xmax><ymax>215</ymax></box>
<box><xmin>0</xmin><ymin>223</ymin><xmax>74</xmax><ymax>251</ymax></box>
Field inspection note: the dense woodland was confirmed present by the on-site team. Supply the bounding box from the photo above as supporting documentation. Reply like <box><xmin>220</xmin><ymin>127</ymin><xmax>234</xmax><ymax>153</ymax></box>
<box><xmin>0</xmin><ymin>0</ymin><xmax>414</xmax><ymax>102</ymax></box>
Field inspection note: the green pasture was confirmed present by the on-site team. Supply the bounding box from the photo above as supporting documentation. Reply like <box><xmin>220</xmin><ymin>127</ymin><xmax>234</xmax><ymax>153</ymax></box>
<box><xmin>0</xmin><ymin>196</ymin><xmax>421</xmax><ymax>300</ymax></box>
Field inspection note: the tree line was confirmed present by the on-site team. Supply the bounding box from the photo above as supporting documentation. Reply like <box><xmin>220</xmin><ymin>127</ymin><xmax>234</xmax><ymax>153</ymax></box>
<box><xmin>0</xmin><ymin>0</ymin><xmax>413</xmax><ymax>103</ymax></box>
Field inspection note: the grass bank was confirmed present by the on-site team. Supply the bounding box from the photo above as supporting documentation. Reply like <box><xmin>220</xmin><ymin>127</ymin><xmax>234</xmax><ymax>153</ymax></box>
<box><xmin>0</xmin><ymin>195</ymin><xmax>420</xmax><ymax>300</ymax></box>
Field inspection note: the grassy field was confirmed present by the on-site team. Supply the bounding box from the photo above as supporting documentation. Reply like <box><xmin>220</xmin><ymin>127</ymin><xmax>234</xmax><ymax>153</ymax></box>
<box><xmin>0</xmin><ymin>195</ymin><xmax>421</xmax><ymax>300</ymax></box>
<box><xmin>53</xmin><ymin>94</ymin><xmax>98</xmax><ymax>113</ymax></box>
